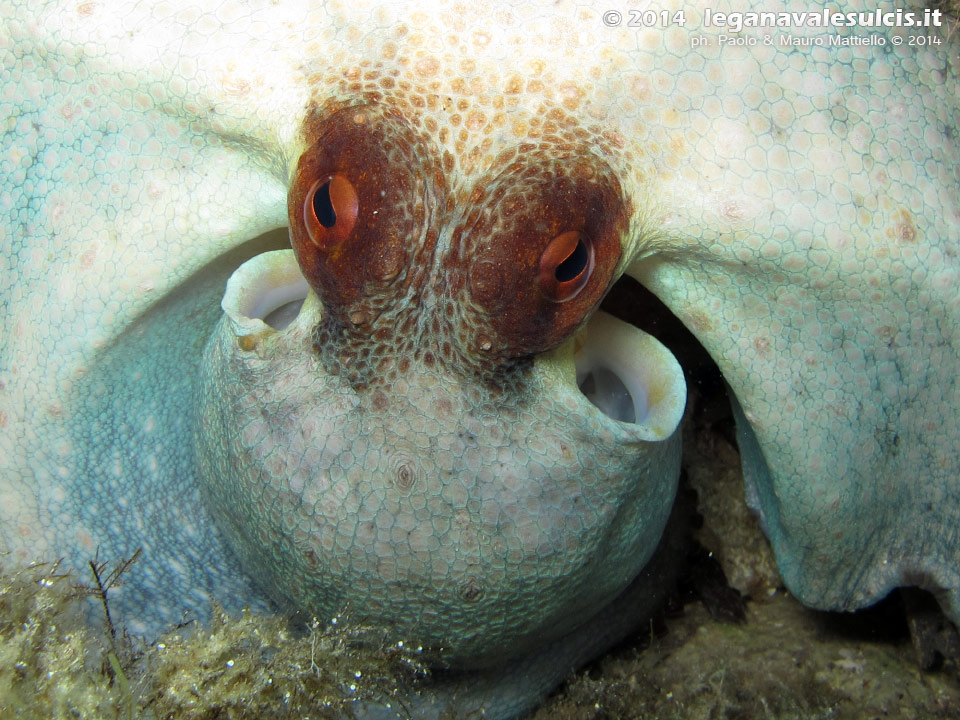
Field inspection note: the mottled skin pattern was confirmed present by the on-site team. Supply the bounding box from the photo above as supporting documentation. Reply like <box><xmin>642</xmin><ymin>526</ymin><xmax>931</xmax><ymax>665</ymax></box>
<box><xmin>1</xmin><ymin>0</ymin><xmax>958</xmax><ymax>717</ymax></box>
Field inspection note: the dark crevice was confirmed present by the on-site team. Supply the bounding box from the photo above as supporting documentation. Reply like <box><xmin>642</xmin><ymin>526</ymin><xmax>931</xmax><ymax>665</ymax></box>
<box><xmin>600</xmin><ymin>274</ymin><xmax>733</xmax><ymax>435</ymax></box>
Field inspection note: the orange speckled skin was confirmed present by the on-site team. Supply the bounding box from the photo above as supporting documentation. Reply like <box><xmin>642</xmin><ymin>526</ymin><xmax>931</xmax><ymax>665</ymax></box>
<box><xmin>1</xmin><ymin>1</ymin><xmax>958</xmax><ymax>717</ymax></box>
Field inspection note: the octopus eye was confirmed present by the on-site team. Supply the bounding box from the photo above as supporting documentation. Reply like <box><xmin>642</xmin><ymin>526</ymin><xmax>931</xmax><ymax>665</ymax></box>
<box><xmin>303</xmin><ymin>174</ymin><xmax>358</xmax><ymax>248</ymax></box>
<box><xmin>539</xmin><ymin>230</ymin><xmax>594</xmax><ymax>302</ymax></box>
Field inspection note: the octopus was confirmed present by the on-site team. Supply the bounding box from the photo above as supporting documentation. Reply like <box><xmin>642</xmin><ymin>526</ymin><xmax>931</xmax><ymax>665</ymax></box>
<box><xmin>1</xmin><ymin>0</ymin><xmax>957</xmax><ymax>717</ymax></box>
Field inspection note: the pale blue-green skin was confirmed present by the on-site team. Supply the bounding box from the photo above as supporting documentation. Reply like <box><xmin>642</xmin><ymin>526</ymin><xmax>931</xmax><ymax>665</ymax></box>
<box><xmin>1</xmin><ymin>0</ymin><xmax>959</xmax><ymax>716</ymax></box>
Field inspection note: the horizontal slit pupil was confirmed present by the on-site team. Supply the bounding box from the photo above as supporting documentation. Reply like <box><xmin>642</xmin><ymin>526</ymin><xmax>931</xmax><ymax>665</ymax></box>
<box><xmin>555</xmin><ymin>239</ymin><xmax>588</xmax><ymax>283</ymax></box>
<box><xmin>313</xmin><ymin>181</ymin><xmax>336</xmax><ymax>228</ymax></box>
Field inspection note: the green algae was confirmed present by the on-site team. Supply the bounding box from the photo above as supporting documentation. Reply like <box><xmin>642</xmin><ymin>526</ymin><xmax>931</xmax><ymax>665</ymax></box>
<box><xmin>144</xmin><ymin>606</ymin><xmax>426</xmax><ymax>719</ymax></box>
<box><xmin>2</xmin><ymin>6</ymin><xmax>959</xmax><ymax>718</ymax></box>
<box><xmin>0</xmin><ymin>560</ymin><xmax>127</xmax><ymax>719</ymax></box>
<box><xmin>534</xmin><ymin>596</ymin><xmax>960</xmax><ymax>720</ymax></box>
<box><xmin>2</xmin><ymin>551</ymin><xmax>958</xmax><ymax>720</ymax></box>
<box><xmin>3</xmin><ymin>378</ymin><xmax>959</xmax><ymax>720</ymax></box>
<box><xmin>0</xmin><ymin>559</ymin><xmax>426</xmax><ymax>720</ymax></box>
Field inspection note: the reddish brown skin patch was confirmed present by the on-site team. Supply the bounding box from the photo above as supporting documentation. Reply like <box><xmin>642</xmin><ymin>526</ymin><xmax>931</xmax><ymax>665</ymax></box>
<box><xmin>891</xmin><ymin>208</ymin><xmax>917</xmax><ymax>243</ymax></box>
<box><xmin>290</xmin><ymin>104</ymin><xmax>444</xmax><ymax>320</ymax></box>
<box><xmin>290</xmin><ymin>94</ymin><xmax>629</xmax><ymax>390</ymax></box>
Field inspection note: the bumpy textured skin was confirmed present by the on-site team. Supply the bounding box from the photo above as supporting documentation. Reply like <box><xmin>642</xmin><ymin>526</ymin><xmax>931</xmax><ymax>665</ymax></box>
<box><xmin>1</xmin><ymin>0</ymin><xmax>958</xmax><ymax>715</ymax></box>
<box><xmin>197</xmin><ymin>252</ymin><xmax>680</xmax><ymax>667</ymax></box>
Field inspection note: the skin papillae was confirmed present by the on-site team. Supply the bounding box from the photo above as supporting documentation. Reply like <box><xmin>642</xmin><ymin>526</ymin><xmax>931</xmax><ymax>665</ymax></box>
<box><xmin>1</xmin><ymin>1</ymin><xmax>958</xmax><ymax>718</ymax></box>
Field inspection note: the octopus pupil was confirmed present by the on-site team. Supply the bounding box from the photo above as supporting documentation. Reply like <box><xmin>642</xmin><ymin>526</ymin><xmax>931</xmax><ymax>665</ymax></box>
<box><xmin>555</xmin><ymin>239</ymin><xmax>588</xmax><ymax>282</ymax></box>
<box><xmin>313</xmin><ymin>181</ymin><xmax>336</xmax><ymax>228</ymax></box>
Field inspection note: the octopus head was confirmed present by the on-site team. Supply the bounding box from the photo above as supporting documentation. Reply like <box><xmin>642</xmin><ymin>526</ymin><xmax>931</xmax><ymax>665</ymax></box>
<box><xmin>193</xmin><ymin>104</ymin><xmax>685</xmax><ymax>665</ymax></box>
